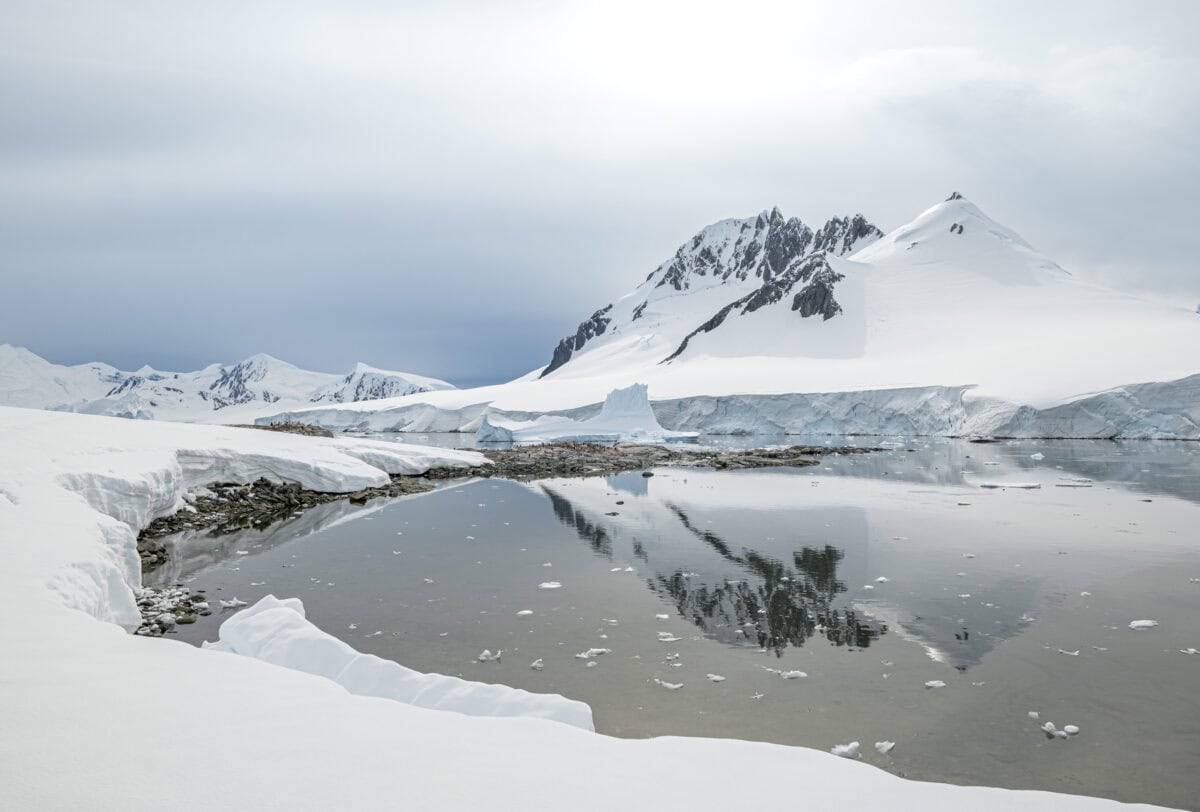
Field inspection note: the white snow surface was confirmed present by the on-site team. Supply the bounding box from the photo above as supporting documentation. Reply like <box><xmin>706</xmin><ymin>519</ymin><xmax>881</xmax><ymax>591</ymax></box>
<box><xmin>0</xmin><ymin>345</ymin><xmax>455</xmax><ymax>422</ymax></box>
<box><xmin>0</xmin><ymin>406</ymin><xmax>1178</xmax><ymax>810</ymax></box>
<box><xmin>262</xmin><ymin>197</ymin><xmax>1200</xmax><ymax>439</ymax></box>
<box><xmin>205</xmin><ymin>595</ymin><xmax>592</xmax><ymax>729</ymax></box>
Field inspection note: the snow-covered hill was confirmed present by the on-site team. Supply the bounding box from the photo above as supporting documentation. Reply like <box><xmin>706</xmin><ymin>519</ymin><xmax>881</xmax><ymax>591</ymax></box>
<box><xmin>262</xmin><ymin>194</ymin><xmax>1200</xmax><ymax>439</ymax></box>
<box><xmin>0</xmin><ymin>345</ymin><xmax>455</xmax><ymax>422</ymax></box>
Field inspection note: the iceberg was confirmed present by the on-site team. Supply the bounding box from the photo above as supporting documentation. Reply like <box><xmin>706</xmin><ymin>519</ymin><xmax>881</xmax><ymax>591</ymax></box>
<box><xmin>476</xmin><ymin>383</ymin><xmax>698</xmax><ymax>444</ymax></box>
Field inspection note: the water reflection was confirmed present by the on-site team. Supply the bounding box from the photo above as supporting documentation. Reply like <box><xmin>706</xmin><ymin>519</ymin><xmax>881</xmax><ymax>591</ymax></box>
<box><xmin>544</xmin><ymin>488</ymin><xmax>886</xmax><ymax>655</ymax></box>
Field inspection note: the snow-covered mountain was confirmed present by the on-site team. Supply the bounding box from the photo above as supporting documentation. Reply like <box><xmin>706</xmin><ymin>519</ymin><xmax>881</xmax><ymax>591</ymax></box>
<box><xmin>541</xmin><ymin>208</ymin><xmax>883</xmax><ymax>376</ymax></box>
<box><xmin>261</xmin><ymin>194</ymin><xmax>1200</xmax><ymax>439</ymax></box>
<box><xmin>0</xmin><ymin>346</ymin><xmax>455</xmax><ymax>422</ymax></box>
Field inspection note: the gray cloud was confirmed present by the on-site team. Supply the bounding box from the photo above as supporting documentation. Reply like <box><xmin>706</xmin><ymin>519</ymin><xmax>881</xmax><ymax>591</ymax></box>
<box><xmin>2</xmin><ymin>1</ymin><xmax>1197</xmax><ymax>382</ymax></box>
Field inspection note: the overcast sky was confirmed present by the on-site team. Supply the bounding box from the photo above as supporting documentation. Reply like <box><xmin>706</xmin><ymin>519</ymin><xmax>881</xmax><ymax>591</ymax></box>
<box><xmin>2</xmin><ymin>1</ymin><xmax>1197</xmax><ymax>385</ymax></box>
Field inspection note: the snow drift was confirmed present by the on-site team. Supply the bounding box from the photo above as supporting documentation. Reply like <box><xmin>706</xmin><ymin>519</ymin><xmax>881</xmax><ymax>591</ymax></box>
<box><xmin>205</xmin><ymin>595</ymin><xmax>593</xmax><ymax>730</ymax></box>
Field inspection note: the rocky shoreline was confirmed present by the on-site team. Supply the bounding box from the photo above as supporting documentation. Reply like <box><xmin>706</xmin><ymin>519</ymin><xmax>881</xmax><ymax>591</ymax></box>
<box><xmin>138</xmin><ymin>441</ymin><xmax>874</xmax><ymax>572</ymax></box>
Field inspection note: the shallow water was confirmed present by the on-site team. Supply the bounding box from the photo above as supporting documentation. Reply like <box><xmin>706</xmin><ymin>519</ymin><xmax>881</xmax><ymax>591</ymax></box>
<box><xmin>155</xmin><ymin>438</ymin><xmax>1200</xmax><ymax>809</ymax></box>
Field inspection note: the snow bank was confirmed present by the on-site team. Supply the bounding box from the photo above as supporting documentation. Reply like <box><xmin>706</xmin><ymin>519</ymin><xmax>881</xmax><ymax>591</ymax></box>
<box><xmin>204</xmin><ymin>595</ymin><xmax>593</xmax><ymax>730</ymax></box>
<box><xmin>476</xmin><ymin>384</ymin><xmax>698</xmax><ymax>444</ymax></box>
<box><xmin>0</xmin><ymin>406</ymin><xmax>1178</xmax><ymax>810</ymax></box>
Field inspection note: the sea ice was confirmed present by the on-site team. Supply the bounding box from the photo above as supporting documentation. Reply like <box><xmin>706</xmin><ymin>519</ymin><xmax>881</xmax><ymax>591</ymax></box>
<box><xmin>925</xmin><ymin>680</ymin><xmax>947</xmax><ymax>689</ymax></box>
<box><xmin>538</xmin><ymin>582</ymin><xmax>563</xmax><ymax>590</ymax></box>
<box><xmin>875</xmin><ymin>741</ymin><xmax>896</xmax><ymax>755</ymax></box>
<box><xmin>1128</xmin><ymin>620</ymin><xmax>1159</xmax><ymax>630</ymax></box>
<box><xmin>831</xmin><ymin>742</ymin><xmax>860</xmax><ymax>759</ymax></box>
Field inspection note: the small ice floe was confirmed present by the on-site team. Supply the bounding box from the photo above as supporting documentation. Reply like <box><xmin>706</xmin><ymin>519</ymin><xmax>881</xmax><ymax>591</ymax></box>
<box><xmin>586</xmin><ymin>661</ymin><xmax>598</xmax><ymax>668</ymax></box>
<box><xmin>1057</xmin><ymin>649</ymin><xmax>1080</xmax><ymax>656</ymax></box>
<box><xmin>466</xmin><ymin>536</ymin><xmax>475</xmax><ymax>540</ymax></box>
<box><xmin>542</xmin><ymin>562</ymin><xmax>553</xmax><ymax>568</ymax></box>
<box><xmin>655</xmin><ymin>614</ymin><xmax>669</xmax><ymax>621</ymax></box>
<box><xmin>538</xmin><ymin>581</ymin><xmax>563</xmax><ymax>590</ymax></box>
<box><xmin>1028</xmin><ymin>711</ymin><xmax>1040</xmax><ymax>720</ymax></box>
<box><xmin>924</xmin><ymin>680</ymin><xmax>947</xmax><ymax>689</ymax></box>
<box><xmin>1020</xmin><ymin>613</ymin><xmax>1036</xmax><ymax>624</ymax></box>
<box><xmin>623</xmin><ymin>567</ymin><xmax>635</xmax><ymax>572</ymax></box>
<box><xmin>235</xmin><ymin>550</ymin><xmax>250</xmax><ymax>556</ymax></box>
<box><xmin>881</xmin><ymin>660</ymin><xmax>894</xmax><ymax>667</ymax></box>
<box><xmin>657</xmin><ymin>632</ymin><xmax>683</xmax><ymax>643</ymax></box>
<box><xmin>751</xmin><ymin>692</ymin><xmax>765</xmax><ymax>700</ymax></box>
<box><xmin>575</xmin><ymin>648</ymin><xmax>612</xmax><ymax>660</ymax></box>
<box><xmin>875</xmin><ymin>741</ymin><xmax>896</xmax><ymax>755</ymax></box>
<box><xmin>830</xmin><ymin>742</ymin><xmax>860</xmax><ymax>759</ymax></box>
<box><xmin>219</xmin><ymin>598</ymin><xmax>248</xmax><ymax>609</ymax></box>
<box><xmin>654</xmin><ymin>679</ymin><xmax>683</xmax><ymax>691</ymax></box>
<box><xmin>1091</xmin><ymin>646</ymin><xmax>1109</xmax><ymax>652</ymax></box>
<box><xmin>1179</xmin><ymin>648</ymin><xmax>1199</xmax><ymax>655</ymax></box>
<box><xmin>249</xmin><ymin>581</ymin><xmax>265</xmax><ymax>587</ymax></box>
<box><xmin>602</xmin><ymin>618</ymin><xmax>619</xmax><ymax>626</ymax></box>
<box><xmin>665</xmin><ymin>653</ymin><xmax>680</xmax><ymax>661</ymax></box>
<box><xmin>392</xmin><ymin>550</ymin><xmax>402</xmax><ymax>555</ymax></box>
<box><xmin>979</xmin><ymin>482</ymin><xmax>1041</xmax><ymax>489</ymax></box>
<box><xmin>863</xmin><ymin>585</ymin><xmax>875</xmax><ymax>591</ymax></box>
<box><xmin>366</xmin><ymin>631</ymin><xmax>382</xmax><ymax>637</ymax></box>
<box><xmin>530</xmin><ymin>659</ymin><xmax>544</xmax><ymax>671</ymax></box>
<box><xmin>348</xmin><ymin>623</ymin><xmax>358</xmax><ymax>630</ymax></box>
<box><xmin>875</xmin><ymin>576</ymin><xmax>890</xmax><ymax>583</ymax></box>
<box><xmin>1064</xmin><ymin>725</ymin><xmax>1080</xmax><ymax>736</ymax></box>
<box><xmin>780</xmin><ymin>670</ymin><xmax>807</xmax><ymax>680</ymax></box>
<box><xmin>1128</xmin><ymin>619</ymin><xmax>1159</xmax><ymax>630</ymax></box>
<box><xmin>1080</xmin><ymin>591</ymin><xmax>1092</xmax><ymax>597</ymax></box>
<box><xmin>477</xmin><ymin>649</ymin><xmax>502</xmax><ymax>662</ymax></box>
<box><xmin>516</xmin><ymin>609</ymin><xmax>533</xmax><ymax>616</ymax></box>
<box><xmin>610</xmin><ymin>567</ymin><xmax>622</xmax><ymax>572</ymax></box>
<box><xmin>1031</xmin><ymin>453</ymin><xmax>1045</xmax><ymax>461</ymax></box>
<box><xmin>706</xmin><ymin>674</ymin><xmax>726</xmax><ymax>682</ymax></box>
<box><xmin>958</xmin><ymin>594</ymin><xmax>972</xmax><ymax>599</ymax></box>
<box><xmin>956</xmin><ymin>572</ymin><xmax>968</xmax><ymax>577</ymax></box>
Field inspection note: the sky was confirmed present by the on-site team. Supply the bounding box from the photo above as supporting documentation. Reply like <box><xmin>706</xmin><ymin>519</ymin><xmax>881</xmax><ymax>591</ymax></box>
<box><xmin>2</xmin><ymin>1</ymin><xmax>1197</xmax><ymax>386</ymax></box>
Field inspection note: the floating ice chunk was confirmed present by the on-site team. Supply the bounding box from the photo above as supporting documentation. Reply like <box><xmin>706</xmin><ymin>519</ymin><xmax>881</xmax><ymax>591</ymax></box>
<box><xmin>1179</xmin><ymin>648</ymin><xmax>1199</xmax><ymax>655</ymax></box>
<box><xmin>780</xmin><ymin>670</ymin><xmax>807</xmax><ymax>680</ymax></box>
<box><xmin>219</xmin><ymin>598</ymin><xmax>248</xmax><ymax>609</ymax></box>
<box><xmin>830</xmin><ymin>742</ymin><xmax>860</xmax><ymax>759</ymax></box>
<box><xmin>657</xmin><ymin>632</ymin><xmax>683</xmax><ymax>643</ymax></box>
<box><xmin>1041</xmin><ymin>721</ymin><xmax>1057</xmax><ymax>734</ymax></box>
<box><xmin>477</xmin><ymin>649</ymin><xmax>502</xmax><ymax>662</ymax></box>
<box><xmin>610</xmin><ymin>567</ymin><xmax>622</xmax><ymax>572</ymax></box>
<box><xmin>875</xmin><ymin>741</ymin><xmax>896</xmax><ymax>754</ymax></box>
<box><xmin>875</xmin><ymin>576</ymin><xmax>890</xmax><ymax>583</ymax></box>
<box><xmin>623</xmin><ymin>567</ymin><xmax>635</xmax><ymax>572</ymax></box>
<box><xmin>516</xmin><ymin>610</ymin><xmax>533</xmax><ymax>617</ymax></box>
<box><xmin>1080</xmin><ymin>591</ymin><xmax>1092</xmax><ymax>597</ymax></box>
<box><xmin>1189</xmin><ymin>578</ymin><xmax>1199</xmax><ymax>584</ymax></box>
<box><xmin>1064</xmin><ymin>725</ymin><xmax>1080</xmax><ymax>735</ymax></box>
<box><xmin>958</xmin><ymin>594</ymin><xmax>972</xmax><ymax>599</ymax></box>
<box><xmin>575</xmin><ymin>648</ymin><xmax>612</xmax><ymax>660</ymax></box>
<box><xmin>863</xmin><ymin>585</ymin><xmax>875</xmax><ymax>591</ymax></box>
<box><xmin>423</xmin><ymin>578</ymin><xmax>435</xmax><ymax>584</ymax></box>
<box><xmin>706</xmin><ymin>674</ymin><xmax>726</xmax><ymax>682</ymax></box>
<box><xmin>542</xmin><ymin>562</ymin><xmax>553</xmax><ymax>568</ymax></box>
<box><xmin>1031</xmin><ymin>453</ymin><xmax>1045</xmax><ymax>461</ymax></box>
<box><xmin>979</xmin><ymin>482</ymin><xmax>1041</xmax><ymax>489</ymax></box>
<box><xmin>392</xmin><ymin>550</ymin><xmax>402</xmax><ymax>555</ymax></box>
<box><xmin>925</xmin><ymin>680</ymin><xmax>947</xmax><ymax>688</ymax></box>
<box><xmin>529</xmin><ymin>659</ymin><xmax>544</xmax><ymax>671</ymax></box>
<box><xmin>653</xmin><ymin>679</ymin><xmax>683</xmax><ymax>691</ymax></box>
<box><xmin>1128</xmin><ymin>619</ymin><xmax>1159</xmax><ymax>630</ymax></box>
<box><xmin>538</xmin><ymin>581</ymin><xmax>562</xmax><ymax>590</ymax></box>
<box><xmin>586</xmin><ymin>661</ymin><xmax>597</xmax><ymax>668</ymax></box>
<box><xmin>1057</xmin><ymin>649</ymin><xmax>1080</xmax><ymax>656</ymax></box>
<box><xmin>655</xmin><ymin>614</ymin><xmax>669</xmax><ymax>620</ymax></box>
<box><xmin>1028</xmin><ymin>711</ymin><xmax>1040</xmax><ymax>720</ymax></box>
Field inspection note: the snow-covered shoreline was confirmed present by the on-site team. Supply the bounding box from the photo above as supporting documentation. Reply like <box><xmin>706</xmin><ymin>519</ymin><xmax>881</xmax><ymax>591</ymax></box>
<box><xmin>0</xmin><ymin>406</ymin><xmax>1178</xmax><ymax>810</ymax></box>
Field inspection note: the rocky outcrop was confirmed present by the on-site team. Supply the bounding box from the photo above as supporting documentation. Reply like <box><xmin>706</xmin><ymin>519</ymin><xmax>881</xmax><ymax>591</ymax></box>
<box><xmin>541</xmin><ymin>305</ymin><xmax>613</xmax><ymax>377</ymax></box>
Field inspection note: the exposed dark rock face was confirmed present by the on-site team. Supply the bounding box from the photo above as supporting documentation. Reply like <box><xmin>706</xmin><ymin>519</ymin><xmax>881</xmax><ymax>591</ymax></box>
<box><xmin>540</xmin><ymin>305</ymin><xmax>613</xmax><ymax>377</ymax></box>
<box><xmin>946</xmin><ymin>191</ymin><xmax>964</xmax><ymax>201</ymax></box>
<box><xmin>208</xmin><ymin>357</ymin><xmax>271</xmax><ymax>409</ymax></box>
<box><xmin>663</xmin><ymin>254</ymin><xmax>842</xmax><ymax>362</ymax></box>
<box><xmin>811</xmin><ymin>214</ymin><xmax>884</xmax><ymax>256</ymax></box>
<box><xmin>232</xmin><ymin>422</ymin><xmax>334</xmax><ymax>438</ymax></box>
<box><xmin>631</xmin><ymin>301</ymin><xmax>647</xmax><ymax>321</ymax></box>
<box><xmin>791</xmin><ymin>264</ymin><xmax>846</xmax><ymax>320</ymax></box>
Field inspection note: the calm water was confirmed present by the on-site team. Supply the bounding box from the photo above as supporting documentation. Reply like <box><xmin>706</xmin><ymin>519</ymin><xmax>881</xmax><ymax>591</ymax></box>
<box><xmin>154</xmin><ymin>439</ymin><xmax>1200</xmax><ymax>809</ymax></box>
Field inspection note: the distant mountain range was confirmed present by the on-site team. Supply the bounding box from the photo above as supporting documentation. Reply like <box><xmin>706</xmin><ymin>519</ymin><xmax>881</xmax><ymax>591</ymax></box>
<box><xmin>0</xmin><ymin>345</ymin><xmax>454</xmax><ymax>421</ymax></box>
